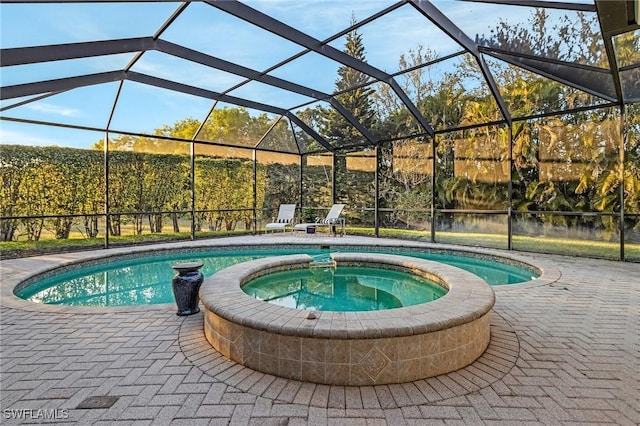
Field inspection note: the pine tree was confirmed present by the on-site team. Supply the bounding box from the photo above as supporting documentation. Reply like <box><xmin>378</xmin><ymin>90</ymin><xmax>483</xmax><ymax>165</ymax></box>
<box><xmin>321</xmin><ymin>16</ymin><xmax>376</xmax><ymax>147</ymax></box>
<box><xmin>319</xmin><ymin>16</ymin><xmax>377</xmax><ymax>206</ymax></box>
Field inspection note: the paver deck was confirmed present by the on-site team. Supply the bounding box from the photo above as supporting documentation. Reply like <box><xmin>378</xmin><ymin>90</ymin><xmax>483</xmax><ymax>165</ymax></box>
<box><xmin>1</xmin><ymin>235</ymin><xmax>638</xmax><ymax>425</ymax></box>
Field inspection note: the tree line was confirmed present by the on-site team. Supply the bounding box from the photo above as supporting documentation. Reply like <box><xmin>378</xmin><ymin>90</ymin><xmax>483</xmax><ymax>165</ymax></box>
<box><xmin>0</xmin><ymin>145</ymin><xmax>280</xmax><ymax>241</ymax></box>
<box><xmin>306</xmin><ymin>9</ymin><xmax>639</xmax><ymax>233</ymax></box>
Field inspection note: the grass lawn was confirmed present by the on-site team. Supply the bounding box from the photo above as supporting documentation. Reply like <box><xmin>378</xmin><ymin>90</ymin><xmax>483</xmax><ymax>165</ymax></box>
<box><xmin>346</xmin><ymin>227</ymin><xmax>639</xmax><ymax>261</ymax></box>
<box><xmin>0</xmin><ymin>230</ymin><xmax>253</xmax><ymax>259</ymax></box>
<box><xmin>1</xmin><ymin>226</ymin><xmax>638</xmax><ymax>262</ymax></box>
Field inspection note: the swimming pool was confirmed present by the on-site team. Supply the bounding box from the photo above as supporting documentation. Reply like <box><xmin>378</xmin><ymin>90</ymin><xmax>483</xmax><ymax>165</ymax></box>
<box><xmin>15</xmin><ymin>245</ymin><xmax>538</xmax><ymax>307</ymax></box>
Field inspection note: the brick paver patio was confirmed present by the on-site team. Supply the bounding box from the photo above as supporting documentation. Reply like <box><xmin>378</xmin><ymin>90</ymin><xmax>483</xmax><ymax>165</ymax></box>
<box><xmin>1</xmin><ymin>236</ymin><xmax>638</xmax><ymax>425</ymax></box>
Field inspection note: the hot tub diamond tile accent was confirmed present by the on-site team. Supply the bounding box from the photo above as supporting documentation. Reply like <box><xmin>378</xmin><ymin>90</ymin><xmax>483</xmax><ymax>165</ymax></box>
<box><xmin>360</xmin><ymin>346</ymin><xmax>391</xmax><ymax>381</ymax></box>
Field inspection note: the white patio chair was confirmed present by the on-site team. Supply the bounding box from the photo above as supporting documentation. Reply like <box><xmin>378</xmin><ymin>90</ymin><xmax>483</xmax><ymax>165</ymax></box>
<box><xmin>294</xmin><ymin>204</ymin><xmax>346</xmax><ymax>236</ymax></box>
<box><xmin>264</xmin><ymin>204</ymin><xmax>297</xmax><ymax>234</ymax></box>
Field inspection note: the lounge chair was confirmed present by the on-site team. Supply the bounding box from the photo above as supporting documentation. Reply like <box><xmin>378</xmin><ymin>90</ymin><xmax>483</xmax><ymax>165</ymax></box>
<box><xmin>264</xmin><ymin>204</ymin><xmax>297</xmax><ymax>234</ymax></box>
<box><xmin>294</xmin><ymin>204</ymin><xmax>346</xmax><ymax>236</ymax></box>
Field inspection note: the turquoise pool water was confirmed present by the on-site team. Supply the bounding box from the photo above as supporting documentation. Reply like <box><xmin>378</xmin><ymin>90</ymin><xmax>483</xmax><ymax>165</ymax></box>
<box><xmin>243</xmin><ymin>266</ymin><xmax>448</xmax><ymax>312</ymax></box>
<box><xmin>16</xmin><ymin>246</ymin><xmax>537</xmax><ymax>306</ymax></box>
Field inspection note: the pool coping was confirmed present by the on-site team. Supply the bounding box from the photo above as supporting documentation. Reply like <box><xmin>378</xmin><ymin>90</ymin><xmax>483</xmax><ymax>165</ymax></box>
<box><xmin>0</xmin><ymin>235</ymin><xmax>562</xmax><ymax>313</ymax></box>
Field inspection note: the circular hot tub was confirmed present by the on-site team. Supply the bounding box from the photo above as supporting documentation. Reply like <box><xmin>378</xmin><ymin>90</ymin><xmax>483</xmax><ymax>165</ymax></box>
<box><xmin>199</xmin><ymin>253</ymin><xmax>495</xmax><ymax>385</ymax></box>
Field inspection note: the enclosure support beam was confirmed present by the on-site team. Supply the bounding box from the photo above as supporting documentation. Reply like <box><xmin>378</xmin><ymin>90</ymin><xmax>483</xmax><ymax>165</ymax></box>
<box><xmin>375</xmin><ymin>145</ymin><xmax>380</xmax><ymax>238</ymax></box>
<box><xmin>595</xmin><ymin>3</ymin><xmax>625</xmax><ymax>102</ymax></box>
<box><xmin>483</xmin><ymin>49</ymin><xmax>617</xmax><ymax>102</ymax></box>
<box><xmin>430</xmin><ymin>136</ymin><xmax>437</xmax><ymax>243</ymax></box>
<box><xmin>332</xmin><ymin>153</ymin><xmax>337</xmax><ymax>205</ymax></box>
<box><xmin>191</xmin><ymin>141</ymin><xmax>196</xmax><ymax>240</ymax></box>
<box><xmin>0</xmin><ymin>71</ymin><xmax>126</xmax><ymax>100</ymax></box>
<box><xmin>103</xmin><ymin>80</ymin><xmax>124</xmax><ymax>250</ymax></box>
<box><xmin>191</xmin><ymin>101</ymin><xmax>219</xmax><ymax>240</ymax></box>
<box><xmin>253</xmin><ymin>150</ymin><xmax>258</xmax><ymax>235</ymax></box>
<box><xmin>619</xmin><ymin>104</ymin><xmax>626</xmax><ymax>261</ymax></box>
<box><xmin>461</xmin><ymin>0</ymin><xmax>595</xmax><ymax>12</ymax></box>
<box><xmin>507</xmin><ymin>124</ymin><xmax>514</xmax><ymax>251</ymax></box>
<box><xmin>285</xmin><ymin>113</ymin><xmax>334</xmax><ymax>153</ymax></box>
<box><xmin>104</xmin><ymin>131</ymin><xmax>110</xmax><ymax>250</ymax></box>
<box><xmin>1</xmin><ymin>37</ymin><xmax>155</xmax><ymax>66</ymax></box>
<box><xmin>299</xmin><ymin>156</ymin><xmax>305</xmax><ymax>217</ymax></box>
<box><xmin>328</xmin><ymin>99</ymin><xmax>379</xmax><ymax>146</ymax></box>
<box><xmin>476</xmin><ymin>56</ymin><xmax>512</xmax><ymax>124</ymax></box>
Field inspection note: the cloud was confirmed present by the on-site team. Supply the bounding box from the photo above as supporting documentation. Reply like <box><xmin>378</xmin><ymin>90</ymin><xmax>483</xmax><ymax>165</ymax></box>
<box><xmin>0</xmin><ymin>124</ymin><xmax>100</xmax><ymax>149</ymax></box>
<box><xmin>0</xmin><ymin>128</ymin><xmax>67</xmax><ymax>147</ymax></box>
<box><xmin>26</xmin><ymin>103</ymin><xmax>80</xmax><ymax>117</ymax></box>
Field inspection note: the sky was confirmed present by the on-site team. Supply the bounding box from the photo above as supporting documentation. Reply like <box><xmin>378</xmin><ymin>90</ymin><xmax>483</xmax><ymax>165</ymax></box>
<box><xmin>0</xmin><ymin>0</ymin><xmax>597</xmax><ymax>150</ymax></box>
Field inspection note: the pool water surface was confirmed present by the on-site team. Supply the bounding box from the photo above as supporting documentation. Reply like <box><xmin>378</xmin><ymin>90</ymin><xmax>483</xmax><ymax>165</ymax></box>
<box><xmin>16</xmin><ymin>246</ymin><xmax>537</xmax><ymax>306</ymax></box>
<box><xmin>242</xmin><ymin>266</ymin><xmax>448</xmax><ymax>311</ymax></box>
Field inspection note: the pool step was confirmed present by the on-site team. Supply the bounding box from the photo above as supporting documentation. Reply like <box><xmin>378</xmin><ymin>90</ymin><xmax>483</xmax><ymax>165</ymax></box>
<box><xmin>309</xmin><ymin>261</ymin><xmax>336</xmax><ymax>268</ymax></box>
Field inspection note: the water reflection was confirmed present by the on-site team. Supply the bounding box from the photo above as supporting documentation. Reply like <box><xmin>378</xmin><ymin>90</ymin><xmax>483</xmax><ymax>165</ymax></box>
<box><xmin>20</xmin><ymin>253</ymin><xmax>258</xmax><ymax>306</ymax></box>
<box><xmin>242</xmin><ymin>266</ymin><xmax>447</xmax><ymax>312</ymax></box>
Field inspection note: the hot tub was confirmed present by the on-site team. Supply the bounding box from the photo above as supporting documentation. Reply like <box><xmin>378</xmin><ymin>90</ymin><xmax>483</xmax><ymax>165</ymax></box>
<box><xmin>200</xmin><ymin>253</ymin><xmax>495</xmax><ymax>385</ymax></box>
